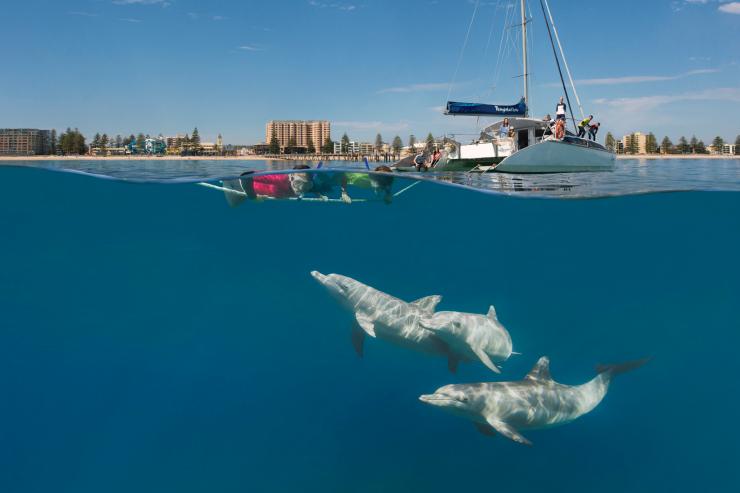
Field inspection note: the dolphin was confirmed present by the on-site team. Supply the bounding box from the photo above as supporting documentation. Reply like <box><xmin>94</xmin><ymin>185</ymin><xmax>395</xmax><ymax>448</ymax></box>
<box><xmin>311</xmin><ymin>271</ymin><xmax>457</xmax><ymax>370</ymax></box>
<box><xmin>419</xmin><ymin>306</ymin><xmax>512</xmax><ymax>373</ymax></box>
<box><xmin>419</xmin><ymin>356</ymin><xmax>649</xmax><ymax>446</ymax></box>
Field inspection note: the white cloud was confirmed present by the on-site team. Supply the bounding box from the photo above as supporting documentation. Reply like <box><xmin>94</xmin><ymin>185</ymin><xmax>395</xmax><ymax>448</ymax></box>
<box><xmin>238</xmin><ymin>45</ymin><xmax>264</xmax><ymax>52</ymax></box>
<box><xmin>674</xmin><ymin>0</ymin><xmax>740</xmax><ymax>12</ymax></box>
<box><xmin>378</xmin><ymin>82</ymin><xmax>452</xmax><ymax>94</ymax></box>
<box><xmin>120</xmin><ymin>18</ymin><xmax>143</xmax><ymax>23</ymax></box>
<box><xmin>113</xmin><ymin>0</ymin><xmax>171</xmax><ymax>5</ymax></box>
<box><xmin>719</xmin><ymin>2</ymin><xmax>740</xmax><ymax>14</ymax></box>
<box><xmin>308</xmin><ymin>1</ymin><xmax>357</xmax><ymax>12</ymax></box>
<box><xmin>589</xmin><ymin>87</ymin><xmax>740</xmax><ymax>139</ymax></box>
<box><xmin>594</xmin><ymin>87</ymin><xmax>740</xmax><ymax>112</ymax></box>
<box><xmin>549</xmin><ymin>69</ymin><xmax>720</xmax><ymax>87</ymax></box>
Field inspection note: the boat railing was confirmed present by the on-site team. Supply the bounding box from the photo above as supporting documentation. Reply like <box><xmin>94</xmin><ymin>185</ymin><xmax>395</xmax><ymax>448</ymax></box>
<box><xmin>562</xmin><ymin>135</ymin><xmax>609</xmax><ymax>152</ymax></box>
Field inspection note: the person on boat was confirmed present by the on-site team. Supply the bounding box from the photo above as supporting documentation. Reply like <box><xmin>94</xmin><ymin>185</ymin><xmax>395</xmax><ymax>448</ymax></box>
<box><xmin>588</xmin><ymin>122</ymin><xmax>601</xmax><ymax>141</ymax></box>
<box><xmin>577</xmin><ymin>115</ymin><xmax>593</xmax><ymax>138</ymax></box>
<box><xmin>431</xmin><ymin>149</ymin><xmax>442</xmax><ymax>166</ymax></box>
<box><xmin>543</xmin><ymin>114</ymin><xmax>555</xmax><ymax>137</ymax></box>
<box><xmin>554</xmin><ymin>118</ymin><xmax>566</xmax><ymax>140</ymax></box>
<box><xmin>499</xmin><ymin>118</ymin><xmax>511</xmax><ymax>139</ymax></box>
<box><xmin>555</xmin><ymin>97</ymin><xmax>567</xmax><ymax>121</ymax></box>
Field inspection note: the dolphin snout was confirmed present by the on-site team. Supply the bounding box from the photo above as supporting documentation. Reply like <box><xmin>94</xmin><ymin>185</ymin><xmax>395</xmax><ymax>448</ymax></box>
<box><xmin>311</xmin><ymin>271</ymin><xmax>327</xmax><ymax>283</ymax></box>
<box><xmin>419</xmin><ymin>394</ymin><xmax>447</xmax><ymax>406</ymax></box>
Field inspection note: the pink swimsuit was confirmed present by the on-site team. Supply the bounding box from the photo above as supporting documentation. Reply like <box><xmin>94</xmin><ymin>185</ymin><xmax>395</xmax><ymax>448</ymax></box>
<box><xmin>251</xmin><ymin>174</ymin><xmax>294</xmax><ymax>198</ymax></box>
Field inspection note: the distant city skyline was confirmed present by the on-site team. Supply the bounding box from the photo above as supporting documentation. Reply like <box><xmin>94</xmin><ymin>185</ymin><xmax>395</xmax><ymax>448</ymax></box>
<box><xmin>1</xmin><ymin>0</ymin><xmax>738</xmax><ymax>144</ymax></box>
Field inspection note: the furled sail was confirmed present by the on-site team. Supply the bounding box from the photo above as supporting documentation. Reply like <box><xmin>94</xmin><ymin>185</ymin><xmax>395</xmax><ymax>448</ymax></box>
<box><xmin>445</xmin><ymin>98</ymin><xmax>527</xmax><ymax>117</ymax></box>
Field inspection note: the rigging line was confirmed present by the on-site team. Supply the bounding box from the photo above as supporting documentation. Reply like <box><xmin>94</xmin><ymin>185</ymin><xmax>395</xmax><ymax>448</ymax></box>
<box><xmin>528</xmin><ymin>0</ymin><xmax>536</xmax><ymax>105</ymax></box>
<box><xmin>481</xmin><ymin>0</ymin><xmax>502</xmax><ymax>65</ymax></box>
<box><xmin>487</xmin><ymin>2</ymin><xmax>505</xmax><ymax>96</ymax></box>
<box><xmin>488</xmin><ymin>12</ymin><xmax>505</xmax><ymax>96</ymax></box>
<box><xmin>543</xmin><ymin>0</ymin><xmax>585</xmax><ymax>119</ymax></box>
<box><xmin>491</xmin><ymin>2</ymin><xmax>513</xmax><ymax>95</ymax></box>
<box><xmin>477</xmin><ymin>0</ymin><xmax>502</xmax><ymax>101</ymax></box>
<box><xmin>493</xmin><ymin>3</ymin><xmax>515</xmax><ymax>95</ymax></box>
<box><xmin>447</xmin><ymin>0</ymin><xmax>480</xmax><ymax>104</ymax></box>
<box><xmin>538</xmin><ymin>0</ymin><xmax>577</xmax><ymax>130</ymax></box>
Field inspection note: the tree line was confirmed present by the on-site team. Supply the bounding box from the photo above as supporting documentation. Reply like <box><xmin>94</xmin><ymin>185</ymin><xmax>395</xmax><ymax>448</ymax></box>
<box><xmin>604</xmin><ymin>132</ymin><xmax>740</xmax><ymax>155</ymax></box>
<box><xmin>47</xmin><ymin>127</ymin><xmax>214</xmax><ymax>155</ymax></box>
<box><xmin>267</xmin><ymin>132</ymin><xmax>436</xmax><ymax>155</ymax></box>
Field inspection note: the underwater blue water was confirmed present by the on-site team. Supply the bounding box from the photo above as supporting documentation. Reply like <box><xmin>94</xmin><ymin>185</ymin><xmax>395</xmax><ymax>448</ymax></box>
<box><xmin>1</xmin><ymin>161</ymin><xmax>739</xmax><ymax>492</ymax></box>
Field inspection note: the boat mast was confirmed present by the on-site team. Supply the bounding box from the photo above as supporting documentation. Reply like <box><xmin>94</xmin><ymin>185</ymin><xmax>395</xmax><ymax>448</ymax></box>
<box><xmin>521</xmin><ymin>0</ymin><xmax>529</xmax><ymax>117</ymax></box>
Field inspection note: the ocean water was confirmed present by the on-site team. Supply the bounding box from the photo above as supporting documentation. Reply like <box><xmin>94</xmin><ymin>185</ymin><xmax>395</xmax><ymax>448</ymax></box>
<box><xmin>1</xmin><ymin>159</ymin><xmax>739</xmax><ymax>492</ymax></box>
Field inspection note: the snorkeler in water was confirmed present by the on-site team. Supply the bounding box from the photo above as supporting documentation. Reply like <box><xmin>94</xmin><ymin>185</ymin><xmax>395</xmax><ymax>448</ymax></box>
<box><xmin>342</xmin><ymin>165</ymin><xmax>394</xmax><ymax>204</ymax></box>
<box><xmin>237</xmin><ymin>164</ymin><xmax>316</xmax><ymax>201</ymax></box>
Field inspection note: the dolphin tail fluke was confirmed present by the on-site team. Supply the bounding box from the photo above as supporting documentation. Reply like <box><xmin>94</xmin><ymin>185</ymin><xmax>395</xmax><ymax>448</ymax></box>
<box><xmin>596</xmin><ymin>357</ymin><xmax>651</xmax><ymax>378</ymax></box>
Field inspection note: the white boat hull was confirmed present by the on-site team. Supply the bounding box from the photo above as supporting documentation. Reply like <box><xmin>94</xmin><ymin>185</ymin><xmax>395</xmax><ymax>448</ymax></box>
<box><xmin>495</xmin><ymin>139</ymin><xmax>615</xmax><ymax>173</ymax></box>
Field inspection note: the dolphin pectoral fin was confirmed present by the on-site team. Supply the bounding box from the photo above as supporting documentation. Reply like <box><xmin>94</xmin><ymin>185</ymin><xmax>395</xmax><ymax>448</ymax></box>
<box><xmin>486</xmin><ymin>418</ymin><xmax>532</xmax><ymax>446</ymax></box>
<box><xmin>411</xmin><ymin>295</ymin><xmax>442</xmax><ymax>315</ymax></box>
<box><xmin>474</xmin><ymin>422</ymin><xmax>497</xmax><ymax>437</ymax></box>
<box><xmin>447</xmin><ymin>355</ymin><xmax>460</xmax><ymax>374</ymax></box>
<box><xmin>355</xmin><ymin>313</ymin><xmax>377</xmax><ymax>338</ymax></box>
<box><xmin>473</xmin><ymin>348</ymin><xmax>501</xmax><ymax>373</ymax></box>
<box><xmin>350</xmin><ymin>324</ymin><xmax>365</xmax><ymax>358</ymax></box>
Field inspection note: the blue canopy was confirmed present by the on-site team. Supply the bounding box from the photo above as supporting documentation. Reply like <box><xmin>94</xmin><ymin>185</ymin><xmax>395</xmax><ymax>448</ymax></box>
<box><xmin>445</xmin><ymin>98</ymin><xmax>527</xmax><ymax>117</ymax></box>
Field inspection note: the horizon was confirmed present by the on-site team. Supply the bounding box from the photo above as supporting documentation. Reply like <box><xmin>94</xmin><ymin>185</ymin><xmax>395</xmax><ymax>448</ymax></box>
<box><xmin>1</xmin><ymin>0</ymin><xmax>739</xmax><ymax>144</ymax></box>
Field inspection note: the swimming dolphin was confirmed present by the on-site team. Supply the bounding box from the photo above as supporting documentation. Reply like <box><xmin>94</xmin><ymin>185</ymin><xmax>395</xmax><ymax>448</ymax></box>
<box><xmin>310</xmin><ymin>271</ymin><xmax>457</xmax><ymax>370</ymax></box>
<box><xmin>419</xmin><ymin>306</ymin><xmax>512</xmax><ymax>373</ymax></box>
<box><xmin>419</xmin><ymin>356</ymin><xmax>649</xmax><ymax>446</ymax></box>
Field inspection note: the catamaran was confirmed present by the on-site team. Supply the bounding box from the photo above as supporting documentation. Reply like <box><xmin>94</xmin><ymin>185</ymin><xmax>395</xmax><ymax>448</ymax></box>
<box><xmin>428</xmin><ymin>0</ymin><xmax>615</xmax><ymax>173</ymax></box>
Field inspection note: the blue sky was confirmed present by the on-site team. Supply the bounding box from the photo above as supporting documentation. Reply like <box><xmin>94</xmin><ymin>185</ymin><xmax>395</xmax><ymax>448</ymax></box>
<box><xmin>1</xmin><ymin>0</ymin><xmax>738</xmax><ymax>144</ymax></box>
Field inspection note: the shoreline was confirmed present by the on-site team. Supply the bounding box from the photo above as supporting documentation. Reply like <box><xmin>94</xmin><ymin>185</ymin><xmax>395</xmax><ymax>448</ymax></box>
<box><xmin>616</xmin><ymin>154</ymin><xmax>739</xmax><ymax>160</ymax></box>
<box><xmin>0</xmin><ymin>154</ymin><xmax>738</xmax><ymax>163</ymax></box>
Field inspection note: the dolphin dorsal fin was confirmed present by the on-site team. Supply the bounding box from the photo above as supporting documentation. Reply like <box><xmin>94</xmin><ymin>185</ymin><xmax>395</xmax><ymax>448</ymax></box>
<box><xmin>487</xmin><ymin>305</ymin><xmax>497</xmax><ymax>320</ymax></box>
<box><xmin>525</xmin><ymin>356</ymin><xmax>552</xmax><ymax>382</ymax></box>
<box><xmin>411</xmin><ymin>295</ymin><xmax>442</xmax><ymax>315</ymax></box>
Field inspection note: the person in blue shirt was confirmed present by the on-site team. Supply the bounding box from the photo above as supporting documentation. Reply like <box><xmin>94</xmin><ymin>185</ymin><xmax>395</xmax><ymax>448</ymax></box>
<box><xmin>499</xmin><ymin>118</ymin><xmax>511</xmax><ymax>138</ymax></box>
